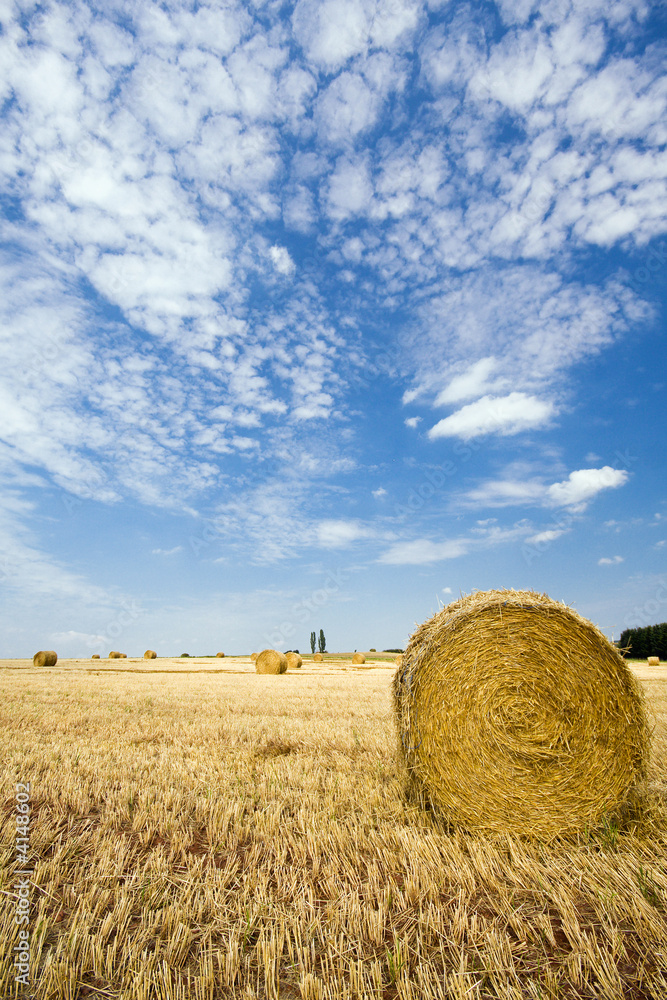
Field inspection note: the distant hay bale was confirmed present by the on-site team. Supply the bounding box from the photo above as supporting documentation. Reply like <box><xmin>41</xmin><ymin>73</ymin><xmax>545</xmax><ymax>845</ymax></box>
<box><xmin>144</xmin><ymin>650</ymin><xmax>157</xmax><ymax>659</ymax></box>
<box><xmin>109</xmin><ymin>651</ymin><xmax>122</xmax><ymax>658</ymax></box>
<box><xmin>394</xmin><ymin>655</ymin><xmax>403</xmax><ymax>667</ymax></box>
<box><xmin>647</xmin><ymin>656</ymin><xmax>660</xmax><ymax>666</ymax></box>
<box><xmin>120</xmin><ymin>653</ymin><xmax>127</xmax><ymax>658</ymax></box>
<box><xmin>250</xmin><ymin>652</ymin><xmax>258</xmax><ymax>662</ymax></box>
<box><xmin>393</xmin><ymin>588</ymin><xmax>651</xmax><ymax>842</ymax></box>
<box><xmin>255</xmin><ymin>649</ymin><xmax>287</xmax><ymax>674</ymax></box>
<box><xmin>216</xmin><ymin>652</ymin><xmax>225</xmax><ymax>658</ymax></box>
<box><xmin>92</xmin><ymin>654</ymin><xmax>100</xmax><ymax>659</ymax></box>
<box><xmin>285</xmin><ymin>652</ymin><xmax>303</xmax><ymax>669</ymax></box>
<box><xmin>352</xmin><ymin>653</ymin><xmax>365</xmax><ymax>664</ymax></box>
<box><xmin>33</xmin><ymin>650</ymin><xmax>57</xmax><ymax>667</ymax></box>
<box><xmin>313</xmin><ymin>653</ymin><xmax>323</xmax><ymax>662</ymax></box>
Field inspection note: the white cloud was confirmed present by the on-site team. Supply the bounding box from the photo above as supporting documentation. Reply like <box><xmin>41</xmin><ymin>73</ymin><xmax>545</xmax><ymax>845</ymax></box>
<box><xmin>435</xmin><ymin>357</ymin><xmax>499</xmax><ymax>405</ymax></box>
<box><xmin>325</xmin><ymin>155</ymin><xmax>373</xmax><ymax>220</ymax></box>
<box><xmin>526</xmin><ymin>528</ymin><xmax>567</xmax><ymax>544</ymax></box>
<box><xmin>547</xmin><ymin>467</ymin><xmax>629</xmax><ymax>509</ymax></box>
<box><xmin>316</xmin><ymin>71</ymin><xmax>379</xmax><ymax>144</ymax></box>
<box><xmin>428</xmin><ymin>393</ymin><xmax>555</xmax><ymax>441</ymax></box>
<box><xmin>269</xmin><ymin>245</ymin><xmax>296</xmax><ymax>276</ymax></box>
<box><xmin>378</xmin><ymin>538</ymin><xmax>469</xmax><ymax>565</ymax></box>
<box><xmin>372</xmin><ymin>487</ymin><xmax>387</xmax><ymax>497</ymax></box>
<box><xmin>404</xmin><ymin>416</ymin><xmax>422</xmax><ymax>428</ymax></box>
<box><xmin>598</xmin><ymin>555</ymin><xmax>624</xmax><ymax>565</ymax></box>
<box><xmin>315</xmin><ymin>519</ymin><xmax>371</xmax><ymax>547</ymax></box>
<box><xmin>152</xmin><ymin>546</ymin><xmax>183</xmax><ymax>556</ymax></box>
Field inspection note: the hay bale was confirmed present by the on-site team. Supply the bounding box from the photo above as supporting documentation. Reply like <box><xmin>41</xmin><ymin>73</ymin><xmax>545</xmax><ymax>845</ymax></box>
<box><xmin>647</xmin><ymin>656</ymin><xmax>660</xmax><ymax>666</ymax></box>
<box><xmin>394</xmin><ymin>655</ymin><xmax>403</xmax><ymax>667</ymax></box>
<box><xmin>144</xmin><ymin>650</ymin><xmax>157</xmax><ymax>659</ymax></box>
<box><xmin>352</xmin><ymin>652</ymin><xmax>365</xmax><ymax>664</ymax></box>
<box><xmin>285</xmin><ymin>652</ymin><xmax>303</xmax><ymax>669</ymax></box>
<box><xmin>216</xmin><ymin>652</ymin><xmax>225</xmax><ymax>658</ymax></box>
<box><xmin>109</xmin><ymin>651</ymin><xmax>122</xmax><ymax>658</ymax></box>
<box><xmin>120</xmin><ymin>653</ymin><xmax>127</xmax><ymax>658</ymax></box>
<box><xmin>33</xmin><ymin>650</ymin><xmax>57</xmax><ymax>667</ymax></box>
<box><xmin>313</xmin><ymin>652</ymin><xmax>323</xmax><ymax>662</ymax></box>
<box><xmin>92</xmin><ymin>654</ymin><xmax>100</xmax><ymax>659</ymax></box>
<box><xmin>250</xmin><ymin>652</ymin><xmax>258</xmax><ymax>662</ymax></box>
<box><xmin>393</xmin><ymin>588</ymin><xmax>651</xmax><ymax>842</ymax></box>
<box><xmin>255</xmin><ymin>649</ymin><xmax>287</xmax><ymax>674</ymax></box>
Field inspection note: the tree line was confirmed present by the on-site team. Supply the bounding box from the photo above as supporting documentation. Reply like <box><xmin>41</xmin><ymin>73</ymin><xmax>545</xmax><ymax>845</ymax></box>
<box><xmin>618</xmin><ymin>622</ymin><xmax>667</xmax><ymax>659</ymax></box>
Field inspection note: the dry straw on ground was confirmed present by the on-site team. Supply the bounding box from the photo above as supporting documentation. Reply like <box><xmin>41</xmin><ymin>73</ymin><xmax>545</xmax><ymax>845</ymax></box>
<box><xmin>32</xmin><ymin>650</ymin><xmax>57</xmax><ymax>667</ymax></box>
<box><xmin>313</xmin><ymin>652</ymin><xmax>323</xmax><ymax>662</ymax></box>
<box><xmin>216</xmin><ymin>652</ymin><xmax>225</xmax><ymax>658</ymax></box>
<box><xmin>648</xmin><ymin>656</ymin><xmax>660</xmax><ymax>666</ymax></box>
<box><xmin>352</xmin><ymin>652</ymin><xmax>366</xmax><ymax>664</ymax></box>
<box><xmin>285</xmin><ymin>652</ymin><xmax>303</xmax><ymax>669</ymax></box>
<box><xmin>393</xmin><ymin>588</ymin><xmax>652</xmax><ymax>843</ymax></box>
<box><xmin>255</xmin><ymin>649</ymin><xmax>288</xmax><ymax>674</ymax></box>
<box><xmin>144</xmin><ymin>650</ymin><xmax>157</xmax><ymax>659</ymax></box>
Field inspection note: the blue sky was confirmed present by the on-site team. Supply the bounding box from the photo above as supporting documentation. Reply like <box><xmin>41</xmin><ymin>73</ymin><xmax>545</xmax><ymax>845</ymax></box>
<box><xmin>0</xmin><ymin>0</ymin><xmax>665</xmax><ymax>657</ymax></box>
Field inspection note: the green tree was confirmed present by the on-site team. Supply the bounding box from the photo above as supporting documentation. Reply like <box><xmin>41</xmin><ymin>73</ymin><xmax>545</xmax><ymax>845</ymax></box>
<box><xmin>310</xmin><ymin>631</ymin><xmax>316</xmax><ymax>654</ymax></box>
<box><xmin>318</xmin><ymin>629</ymin><xmax>326</xmax><ymax>653</ymax></box>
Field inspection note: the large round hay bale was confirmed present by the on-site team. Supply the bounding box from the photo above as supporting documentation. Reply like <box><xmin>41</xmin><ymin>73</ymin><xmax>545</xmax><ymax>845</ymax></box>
<box><xmin>352</xmin><ymin>652</ymin><xmax>365</xmax><ymax>664</ymax></box>
<box><xmin>255</xmin><ymin>649</ymin><xmax>287</xmax><ymax>674</ymax></box>
<box><xmin>216</xmin><ymin>652</ymin><xmax>225</xmax><ymax>658</ymax></box>
<box><xmin>313</xmin><ymin>652</ymin><xmax>323</xmax><ymax>662</ymax></box>
<box><xmin>393</xmin><ymin>589</ymin><xmax>651</xmax><ymax>842</ymax></box>
<box><xmin>33</xmin><ymin>650</ymin><xmax>57</xmax><ymax>667</ymax></box>
<box><xmin>250</xmin><ymin>652</ymin><xmax>258</xmax><ymax>662</ymax></box>
<box><xmin>92</xmin><ymin>654</ymin><xmax>100</xmax><ymax>659</ymax></box>
<box><xmin>109</xmin><ymin>651</ymin><xmax>122</xmax><ymax>658</ymax></box>
<box><xmin>144</xmin><ymin>650</ymin><xmax>157</xmax><ymax>659</ymax></box>
<box><xmin>285</xmin><ymin>652</ymin><xmax>302</xmax><ymax>669</ymax></box>
<box><xmin>647</xmin><ymin>656</ymin><xmax>660</xmax><ymax>666</ymax></box>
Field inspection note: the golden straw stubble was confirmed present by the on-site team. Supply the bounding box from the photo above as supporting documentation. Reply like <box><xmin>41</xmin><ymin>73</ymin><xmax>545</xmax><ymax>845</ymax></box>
<box><xmin>32</xmin><ymin>650</ymin><xmax>57</xmax><ymax>667</ymax></box>
<box><xmin>393</xmin><ymin>588</ymin><xmax>652</xmax><ymax>842</ymax></box>
<box><xmin>255</xmin><ymin>649</ymin><xmax>288</xmax><ymax>674</ymax></box>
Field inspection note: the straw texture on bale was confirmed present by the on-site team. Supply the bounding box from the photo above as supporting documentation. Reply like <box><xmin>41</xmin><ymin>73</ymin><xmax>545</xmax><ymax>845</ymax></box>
<box><xmin>393</xmin><ymin>588</ymin><xmax>651</xmax><ymax>842</ymax></box>
<box><xmin>647</xmin><ymin>656</ymin><xmax>660</xmax><ymax>666</ymax></box>
<box><xmin>144</xmin><ymin>650</ymin><xmax>157</xmax><ymax>659</ymax></box>
<box><xmin>285</xmin><ymin>652</ymin><xmax>303</xmax><ymax>669</ymax></box>
<box><xmin>216</xmin><ymin>652</ymin><xmax>225</xmax><ymax>658</ymax></box>
<box><xmin>33</xmin><ymin>650</ymin><xmax>57</xmax><ymax>667</ymax></box>
<box><xmin>250</xmin><ymin>652</ymin><xmax>258</xmax><ymax>662</ymax></box>
<box><xmin>255</xmin><ymin>649</ymin><xmax>288</xmax><ymax>674</ymax></box>
<box><xmin>352</xmin><ymin>652</ymin><xmax>365</xmax><ymax>664</ymax></box>
<box><xmin>313</xmin><ymin>653</ymin><xmax>323</xmax><ymax>662</ymax></box>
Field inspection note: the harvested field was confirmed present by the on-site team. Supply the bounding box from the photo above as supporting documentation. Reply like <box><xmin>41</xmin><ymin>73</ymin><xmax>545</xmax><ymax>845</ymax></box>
<box><xmin>1</xmin><ymin>656</ymin><xmax>665</xmax><ymax>999</ymax></box>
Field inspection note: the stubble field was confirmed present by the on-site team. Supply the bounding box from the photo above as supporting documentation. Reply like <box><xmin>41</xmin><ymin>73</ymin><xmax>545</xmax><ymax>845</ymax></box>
<box><xmin>1</xmin><ymin>655</ymin><xmax>666</xmax><ymax>999</ymax></box>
